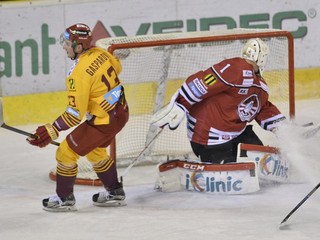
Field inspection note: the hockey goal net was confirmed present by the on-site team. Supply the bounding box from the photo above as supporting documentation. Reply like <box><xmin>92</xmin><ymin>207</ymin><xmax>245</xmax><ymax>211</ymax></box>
<box><xmin>49</xmin><ymin>28</ymin><xmax>294</xmax><ymax>186</ymax></box>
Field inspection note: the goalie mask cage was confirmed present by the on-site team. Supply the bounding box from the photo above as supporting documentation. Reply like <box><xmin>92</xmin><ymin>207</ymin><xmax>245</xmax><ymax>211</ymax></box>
<box><xmin>49</xmin><ymin>28</ymin><xmax>294</xmax><ymax>186</ymax></box>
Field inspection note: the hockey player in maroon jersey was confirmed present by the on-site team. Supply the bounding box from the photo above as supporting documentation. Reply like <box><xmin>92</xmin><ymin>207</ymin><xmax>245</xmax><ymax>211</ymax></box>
<box><xmin>151</xmin><ymin>38</ymin><xmax>285</xmax><ymax>164</ymax></box>
<box><xmin>27</xmin><ymin>23</ymin><xmax>129</xmax><ymax>211</ymax></box>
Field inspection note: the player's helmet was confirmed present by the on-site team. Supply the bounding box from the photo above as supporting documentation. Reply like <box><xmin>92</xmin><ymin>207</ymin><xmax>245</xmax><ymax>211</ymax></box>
<box><xmin>241</xmin><ymin>38</ymin><xmax>270</xmax><ymax>74</ymax></box>
<box><xmin>60</xmin><ymin>23</ymin><xmax>92</xmax><ymax>50</ymax></box>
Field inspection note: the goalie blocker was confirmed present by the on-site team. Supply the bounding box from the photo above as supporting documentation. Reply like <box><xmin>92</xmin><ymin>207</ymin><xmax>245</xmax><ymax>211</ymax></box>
<box><xmin>155</xmin><ymin>143</ymin><xmax>289</xmax><ymax>194</ymax></box>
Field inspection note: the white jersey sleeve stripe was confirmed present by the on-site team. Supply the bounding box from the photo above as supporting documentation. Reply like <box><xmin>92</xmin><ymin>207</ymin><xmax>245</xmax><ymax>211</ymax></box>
<box><xmin>179</xmin><ymin>82</ymin><xmax>202</xmax><ymax>105</ymax></box>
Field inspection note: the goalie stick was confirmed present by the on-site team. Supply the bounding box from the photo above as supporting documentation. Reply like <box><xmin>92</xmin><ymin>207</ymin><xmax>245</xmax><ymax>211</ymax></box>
<box><xmin>119</xmin><ymin>127</ymin><xmax>164</xmax><ymax>179</ymax></box>
<box><xmin>0</xmin><ymin>99</ymin><xmax>60</xmax><ymax>146</ymax></box>
<box><xmin>280</xmin><ymin>182</ymin><xmax>320</xmax><ymax>225</ymax></box>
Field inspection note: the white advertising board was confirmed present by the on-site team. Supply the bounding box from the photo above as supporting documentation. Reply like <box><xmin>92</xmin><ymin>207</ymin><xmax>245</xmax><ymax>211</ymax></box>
<box><xmin>0</xmin><ymin>0</ymin><xmax>319</xmax><ymax>96</ymax></box>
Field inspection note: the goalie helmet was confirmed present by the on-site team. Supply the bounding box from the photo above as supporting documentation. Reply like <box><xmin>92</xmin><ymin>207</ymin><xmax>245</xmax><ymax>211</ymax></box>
<box><xmin>241</xmin><ymin>38</ymin><xmax>270</xmax><ymax>74</ymax></box>
<box><xmin>60</xmin><ymin>23</ymin><xmax>93</xmax><ymax>50</ymax></box>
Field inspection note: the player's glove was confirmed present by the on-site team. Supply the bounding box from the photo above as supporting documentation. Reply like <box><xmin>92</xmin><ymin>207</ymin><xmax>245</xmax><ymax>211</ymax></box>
<box><xmin>150</xmin><ymin>102</ymin><xmax>186</xmax><ymax>130</ymax></box>
<box><xmin>26</xmin><ymin>123</ymin><xmax>59</xmax><ymax>148</ymax></box>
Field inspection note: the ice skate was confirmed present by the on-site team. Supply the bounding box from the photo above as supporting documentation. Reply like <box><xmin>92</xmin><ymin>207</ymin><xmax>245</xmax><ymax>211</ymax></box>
<box><xmin>92</xmin><ymin>186</ymin><xmax>126</xmax><ymax>207</ymax></box>
<box><xmin>42</xmin><ymin>193</ymin><xmax>77</xmax><ymax>212</ymax></box>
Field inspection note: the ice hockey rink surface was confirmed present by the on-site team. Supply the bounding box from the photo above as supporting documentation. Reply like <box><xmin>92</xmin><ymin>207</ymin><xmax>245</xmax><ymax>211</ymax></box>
<box><xmin>0</xmin><ymin>99</ymin><xmax>319</xmax><ymax>240</ymax></box>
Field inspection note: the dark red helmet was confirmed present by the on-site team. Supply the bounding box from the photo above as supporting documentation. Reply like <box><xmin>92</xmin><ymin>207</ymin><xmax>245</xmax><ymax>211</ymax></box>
<box><xmin>60</xmin><ymin>23</ymin><xmax>92</xmax><ymax>49</ymax></box>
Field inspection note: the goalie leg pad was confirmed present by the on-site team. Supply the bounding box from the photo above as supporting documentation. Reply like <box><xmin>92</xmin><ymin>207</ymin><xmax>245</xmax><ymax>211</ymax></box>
<box><xmin>155</xmin><ymin>165</ymin><xmax>183</xmax><ymax>192</ymax></box>
<box><xmin>237</xmin><ymin>143</ymin><xmax>289</xmax><ymax>183</ymax></box>
<box><xmin>155</xmin><ymin>160</ymin><xmax>259</xmax><ymax>194</ymax></box>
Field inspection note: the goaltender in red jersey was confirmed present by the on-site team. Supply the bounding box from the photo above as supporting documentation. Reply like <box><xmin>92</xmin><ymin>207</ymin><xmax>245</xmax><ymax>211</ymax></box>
<box><xmin>151</xmin><ymin>38</ymin><xmax>286</xmax><ymax>193</ymax></box>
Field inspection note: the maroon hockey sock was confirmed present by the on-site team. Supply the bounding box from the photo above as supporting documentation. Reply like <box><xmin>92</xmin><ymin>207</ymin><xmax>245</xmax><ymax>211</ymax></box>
<box><xmin>56</xmin><ymin>173</ymin><xmax>76</xmax><ymax>199</ymax></box>
<box><xmin>95</xmin><ymin>163</ymin><xmax>120</xmax><ymax>190</ymax></box>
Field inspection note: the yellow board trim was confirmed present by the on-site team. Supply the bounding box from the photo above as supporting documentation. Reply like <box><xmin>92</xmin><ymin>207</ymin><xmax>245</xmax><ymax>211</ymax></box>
<box><xmin>1</xmin><ymin>68</ymin><xmax>319</xmax><ymax>126</ymax></box>
<box><xmin>2</xmin><ymin>92</ymin><xmax>67</xmax><ymax>126</ymax></box>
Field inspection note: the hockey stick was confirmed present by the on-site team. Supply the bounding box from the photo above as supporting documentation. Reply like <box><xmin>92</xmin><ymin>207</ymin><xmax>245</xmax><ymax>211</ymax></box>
<box><xmin>0</xmin><ymin>99</ymin><xmax>60</xmax><ymax>146</ymax></box>
<box><xmin>120</xmin><ymin>127</ymin><xmax>164</xmax><ymax>179</ymax></box>
<box><xmin>301</xmin><ymin>123</ymin><xmax>320</xmax><ymax>138</ymax></box>
<box><xmin>280</xmin><ymin>182</ymin><xmax>320</xmax><ymax>225</ymax></box>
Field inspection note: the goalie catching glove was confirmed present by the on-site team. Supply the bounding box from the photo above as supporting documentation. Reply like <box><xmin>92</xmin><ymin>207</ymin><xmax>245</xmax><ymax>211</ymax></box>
<box><xmin>27</xmin><ymin>123</ymin><xmax>59</xmax><ymax>148</ymax></box>
<box><xmin>150</xmin><ymin>95</ymin><xmax>187</xmax><ymax>130</ymax></box>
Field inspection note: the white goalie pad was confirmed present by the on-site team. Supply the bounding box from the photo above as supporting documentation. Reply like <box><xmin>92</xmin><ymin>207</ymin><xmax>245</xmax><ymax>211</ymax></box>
<box><xmin>155</xmin><ymin>159</ymin><xmax>259</xmax><ymax>194</ymax></box>
<box><xmin>237</xmin><ymin>143</ymin><xmax>289</xmax><ymax>183</ymax></box>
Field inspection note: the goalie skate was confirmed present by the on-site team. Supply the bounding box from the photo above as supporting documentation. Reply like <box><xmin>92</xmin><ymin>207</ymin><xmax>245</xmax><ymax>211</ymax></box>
<box><xmin>92</xmin><ymin>187</ymin><xmax>126</xmax><ymax>207</ymax></box>
<box><xmin>42</xmin><ymin>193</ymin><xmax>77</xmax><ymax>212</ymax></box>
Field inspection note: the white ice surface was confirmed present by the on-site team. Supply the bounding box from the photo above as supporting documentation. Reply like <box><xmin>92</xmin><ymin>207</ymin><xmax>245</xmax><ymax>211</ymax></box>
<box><xmin>0</xmin><ymin>99</ymin><xmax>319</xmax><ymax>240</ymax></box>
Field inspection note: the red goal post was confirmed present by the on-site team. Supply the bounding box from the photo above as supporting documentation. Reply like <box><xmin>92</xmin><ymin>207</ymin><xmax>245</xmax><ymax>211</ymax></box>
<box><xmin>50</xmin><ymin>29</ymin><xmax>294</xmax><ymax>186</ymax></box>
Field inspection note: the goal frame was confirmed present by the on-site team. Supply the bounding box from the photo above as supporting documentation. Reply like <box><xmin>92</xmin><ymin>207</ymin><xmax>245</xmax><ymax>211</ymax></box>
<box><xmin>107</xmin><ymin>30</ymin><xmax>295</xmax><ymax>161</ymax></box>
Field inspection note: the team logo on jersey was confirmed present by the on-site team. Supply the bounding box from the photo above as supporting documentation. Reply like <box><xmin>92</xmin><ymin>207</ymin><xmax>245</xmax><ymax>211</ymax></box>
<box><xmin>68</xmin><ymin>78</ymin><xmax>76</xmax><ymax>90</ymax></box>
<box><xmin>194</xmin><ymin>78</ymin><xmax>207</xmax><ymax>94</ymax></box>
<box><xmin>242</xmin><ymin>78</ymin><xmax>253</xmax><ymax>86</ymax></box>
<box><xmin>104</xmin><ymin>85</ymin><xmax>122</xmax><ymax>105</ymax></box>
<box><xmin>243</xmin><ymin>70</ymin><xmax>253</xmax><ymax>77</ymax></box>
<box><xmin>188</xmin><ymin>78</ymin><xmax>207</xmax><ymax>97</ymax></box>
<box><xmin>238</xmin><ymin>89</ymin><xmax>248</xmax><ymax>95</ymax></box>
<box><xmin>66</xmin><ymin>106</ymin><xmax>80</xmax><ymax>118</ymax></box>
<box><xmin>68</xmin><ymin>59</ymin><xmax>78</xmax><ymax>76</ymax></box>
<box><xmin>237</xmin><ymin>94</ymin><xmax>260</xmax><ymax>121</ymax></box>
<box><xmin>204</xmin><ymin>74</ymin><xmax>217</xmax><ymax>86</ymax></box>
<box><xmin>100</xmin><ymin>85</ymin><xmax>123</xmax><ymax>112</ymax></box>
